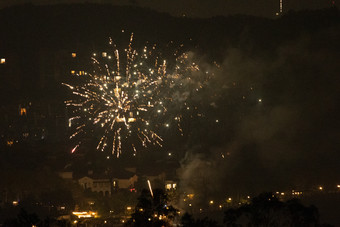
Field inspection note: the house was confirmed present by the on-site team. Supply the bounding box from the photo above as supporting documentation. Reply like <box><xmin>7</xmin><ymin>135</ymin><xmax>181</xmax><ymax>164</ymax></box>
<box><xmin>78</xmin><ymin>176</ymin><xmax>111</xmax><ymax>196</ymax></box>
<box><xmin>78</xmin><ymin>168</ymin><xmax>139</xmax><ymax>195</ymax></box>
<box><xmin>113</xmin><ymin>175</ymin><xmax>138</xmax><ymax>189</ymax></box>
<box><xmin>112</xmin><ymin>169</ymin><xmax>138</xmax><ymax>190</ymax></box>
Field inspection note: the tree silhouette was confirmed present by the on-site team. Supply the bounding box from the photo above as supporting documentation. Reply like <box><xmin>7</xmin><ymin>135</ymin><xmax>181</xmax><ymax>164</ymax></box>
<box><xmin>128</xmin><ymin>189</ymin><xmax>177</xmax><ymax>227</ymax></box>
<box><xmin>4</xmin><ymin>208</ymin><xmax>40</xmax><ymax>227</ymax></box>
<box><xmin>223</xmin><ymin>192</ymin><xmax>325</xmax><ymax>227</ymax></box>
<box><xmin>181</xmin><ymin>212</ymin><xmax>221</xmax><ymax>227</ymax></box>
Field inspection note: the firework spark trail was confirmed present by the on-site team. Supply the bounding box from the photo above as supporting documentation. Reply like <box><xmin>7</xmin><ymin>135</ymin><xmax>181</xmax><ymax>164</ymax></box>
<box><xmin>64</xmin><ymin>34</ymin><xmax>208</xmax><ymax>156</ymax></box>
<box><xmin>147</xmin><ymin>180</ymin><xmax>154</xmax><ymax>197</ymax></box>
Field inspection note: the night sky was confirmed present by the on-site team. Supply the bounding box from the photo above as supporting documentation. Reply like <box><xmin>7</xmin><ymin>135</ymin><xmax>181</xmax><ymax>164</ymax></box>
<box><xmin>0</xmin><ymin>0</ymin><xmax>337</xmax><ymax>17</ymax></box>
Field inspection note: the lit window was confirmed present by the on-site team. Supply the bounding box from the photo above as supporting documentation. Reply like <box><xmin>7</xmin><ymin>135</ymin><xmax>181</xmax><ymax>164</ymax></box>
<box><xmin>166</xmin><ymin>184</ymin><xmax>172</xmax><ymax>190</ymax></box>
<box><xmin>20</xmin><ymin>108</ymin><xmax>27</xmax><ymax>116</ymax></box>
<box><xmin>0</xmin><ymin>58</ymin><xmax>5</xmax><ymax>64</ymax></box>
<box><xmin>172</xmin><ymin>183</ymin><xmax>177</xmax><ymax>189</ymax></box>
<box><xmin>71</xmin><ymin>70</ymin><xmax>75</xmax><ymax>75</ymax></box>
<box><xmin>102</xmin><ymin>52</ymin><xmax>107</xmax><ymax>57</ymax></box>
<box><xmin>72</xmin><ymin>53</ymin><xmax>77</xmax><ymax>58</ymax></box>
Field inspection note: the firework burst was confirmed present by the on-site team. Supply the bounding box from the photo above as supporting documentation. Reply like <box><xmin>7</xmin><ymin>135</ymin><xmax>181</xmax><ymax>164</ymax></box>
<box><xmin>64</xmin><ymin>34</ymin><xmax>207</xmax><ymax>157</ymax></box>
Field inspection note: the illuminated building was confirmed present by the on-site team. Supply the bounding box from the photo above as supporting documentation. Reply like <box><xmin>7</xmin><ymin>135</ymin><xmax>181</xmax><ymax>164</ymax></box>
<box><xmin>113</xmin><ymin>174</ymin><xmax>138</xmax><ymax>189</ymax></box>
<box><xmin>78</xmin><ymin>176</ymin><xmax>112</xmax><ymax>196</ymax></box>
<box><xmin>165</xmin><ymin>180</ymin><xmax>177</xmax><ymax>190</ymax></box>
<box><xmin>78</xmin><ymin>170</ymin><xmax>138</xmax><ymax>195</ymax></box>
<box><xmin>72</xmin><ymin>211</ymin><xmax>98</xmax><ymax>218</ymax></box>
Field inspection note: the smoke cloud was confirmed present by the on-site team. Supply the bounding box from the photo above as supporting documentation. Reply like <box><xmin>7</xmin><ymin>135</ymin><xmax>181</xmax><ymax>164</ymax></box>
<box><xmin>176</xmin><ymin>27</ymin><xmax>340</xmax><ymax>206</ymax></box>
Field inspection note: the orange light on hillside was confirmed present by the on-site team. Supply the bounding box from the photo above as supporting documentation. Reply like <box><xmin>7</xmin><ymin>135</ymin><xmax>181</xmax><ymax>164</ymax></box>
<box><xmin>20</xmin><ymin>108</ymin><xmax>27</xmax><ymax>116</ymax></box>
<box><xmin>72</xmin><ymin>211</ymin><xmax>98</xmax><ymax>218</ymax></box>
